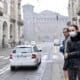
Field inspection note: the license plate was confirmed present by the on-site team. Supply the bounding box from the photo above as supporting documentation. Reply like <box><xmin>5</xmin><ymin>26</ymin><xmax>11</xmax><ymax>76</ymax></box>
<box><xmin>17</xmin><ymin>55</ymin><xmax>27</xmax><ymax>58</ymax></box>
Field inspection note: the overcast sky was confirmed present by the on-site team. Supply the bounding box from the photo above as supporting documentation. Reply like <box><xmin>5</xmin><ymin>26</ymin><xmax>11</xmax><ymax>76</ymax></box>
<box><xmin>21</xmin><ymin>0</ymin><xmax>69</xmax><ymax>16</ymax></box>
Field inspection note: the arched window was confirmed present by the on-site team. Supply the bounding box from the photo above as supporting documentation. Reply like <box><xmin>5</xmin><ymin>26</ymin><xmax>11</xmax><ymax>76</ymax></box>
<box><xmin>2</xmin><ymin>21</ymin><xmax>8</xmax><ymax>48</ymax></box>
<box><xmin>3</xmin><ymin>21</ymin><xmax>7</xmax><ymax>34</ymax></box>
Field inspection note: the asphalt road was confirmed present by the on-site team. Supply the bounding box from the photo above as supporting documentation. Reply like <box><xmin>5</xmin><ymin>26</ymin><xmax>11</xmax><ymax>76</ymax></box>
<box><xmin>0</xmin><ymin>42</ymin><xmax>64</xmax><ymax>80</ymax></box>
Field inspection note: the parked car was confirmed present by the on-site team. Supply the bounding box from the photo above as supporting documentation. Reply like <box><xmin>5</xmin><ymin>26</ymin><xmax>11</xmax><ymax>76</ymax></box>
<box><xmin>53</xmin><ymin>39</ymin><xmax>61</xmax><ymax>46</ymax></box>
<box><xmin>10</xmin><ymin>45</ymin><xmax>42</xmax><ymax>71</ymax></box>
<box><xmin>31</xmin><ymin>41</ymin><xmax>36</xmax><ymax>46</ymax></box>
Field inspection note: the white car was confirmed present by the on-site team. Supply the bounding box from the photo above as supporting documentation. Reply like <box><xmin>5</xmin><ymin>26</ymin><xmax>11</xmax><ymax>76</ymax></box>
<box><xmin>10</xmin><ymin>45</ymin><xmax>42</xmax><ymax>71</ymax></box>
<box><xmin>53</xmin><ymin>39</ymin><xmax>61</xmax><ymax>46</ymax></box>
<box><xmin>31</xmin><ymin>41</ymin><xmax>36</xmax><ymax>45</ymax></box>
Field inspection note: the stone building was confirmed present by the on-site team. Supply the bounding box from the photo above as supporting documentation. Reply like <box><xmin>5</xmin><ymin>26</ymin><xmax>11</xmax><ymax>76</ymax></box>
<box><xmin>23</xmin><ymin>4</ymin><xmax>69</xmax><ymax>42</ymax></box>
<box><xmin>0</xmin><ymin>0</ymin><xmax>23</xmax><ymax>48</ymax></box>
<box><xmin>68</xmin><ymin>0</ymin><xmax>77</xmax><ymax>24</ymax></box>
<box><xmin>68</xmin><ymin>0</ymin><xmax>80</xmax><ymax>27</ymax></box>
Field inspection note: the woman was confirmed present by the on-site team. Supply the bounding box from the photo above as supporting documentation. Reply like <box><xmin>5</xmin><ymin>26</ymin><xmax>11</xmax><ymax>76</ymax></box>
<box><xmin>64</xmin><ymin>24</ymin><xmax>80</xmax><ymax>80</ymax></box>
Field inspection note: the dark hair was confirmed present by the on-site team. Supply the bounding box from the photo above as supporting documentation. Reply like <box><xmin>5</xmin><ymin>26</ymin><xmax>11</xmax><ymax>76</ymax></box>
<box><xmin>63</xmin><ymin>28</ymin><xmax>69</xmax><ymax>32</ymax></box>
<box><xmin>70</xmin><ymin>24</ymin><xmax>79</xmax><ymax>30</ymax></box>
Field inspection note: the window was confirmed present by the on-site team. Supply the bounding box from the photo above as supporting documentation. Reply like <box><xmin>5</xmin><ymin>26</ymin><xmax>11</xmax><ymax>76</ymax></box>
<box><xmin>33</xmin><ymin>46</ymin><xmax>39</xmax><ymax>52</ymax></box>
<box><xmin>14</xmin><ymin>47</ymin><xmax>32</xmax><ymax>53</ymax></box>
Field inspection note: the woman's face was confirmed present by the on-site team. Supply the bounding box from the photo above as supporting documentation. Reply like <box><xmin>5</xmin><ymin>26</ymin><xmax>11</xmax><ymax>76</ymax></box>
<box><xmin>68</xmin><ymin>26</ymin><xmax>77</xmax><ymax>32</ymax></box>
<box><xmin>68</xmin><ymin>26</ymin><xmax>78</xmax><ymax>37</ymax></box>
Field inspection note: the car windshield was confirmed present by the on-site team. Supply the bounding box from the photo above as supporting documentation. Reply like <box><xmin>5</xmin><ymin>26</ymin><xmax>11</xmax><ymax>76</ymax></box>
<box><xmin>14</xmin><ymin>47</ymin><xmax>32</xmax><ymax>53</ymax></box>
<box><xmin>33</xmin><ymin>46</ymin><xmax>39</xmax><ymax>52</ymax></box>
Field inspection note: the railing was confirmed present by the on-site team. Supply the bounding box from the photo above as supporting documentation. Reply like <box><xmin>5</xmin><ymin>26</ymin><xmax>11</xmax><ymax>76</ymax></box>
<box><xmin>10</xmin><ymin>14</ymin><xmax>16</xmax><ymax>23</ymax></box>
<box><xmin>18</xmin><ymin>15</ymin><xmax>23</xmax><ymax>25</ymax></box>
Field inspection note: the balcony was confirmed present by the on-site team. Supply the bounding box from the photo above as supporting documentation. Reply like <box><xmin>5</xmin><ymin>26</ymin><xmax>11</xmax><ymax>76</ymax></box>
<box><xmin>0</xmin><ymin>1</ymin><xmax>3</xmax><ymax>16</ymax></box>
<box><xmin>18</xmin><ymin>20</ymin><xmax>23</xmax><ymax>26</ymax></box>
<box><xmin>76</xmin><ymin>4</ymin><xmax>80</xmax><ymax>16</ymax></box>
<box><xmin>77</xmin><ymin>10</ymin><xmax>80</xmax><ymax>16</ymax></box>
<box><xmin>18</xmin><ymin>0</ymin><xmax>21</xmax><ymax>4</ymax></box>
<box><xmin>17</xmin><ymin>15</ymin><xmax>23</xmax><ymax>26</ymax></box>
<box><xmin>67</xmin><ymin>21</ymin><xmax>71</xmax><ymax>26</ymax></box>
<box><xmin>10</xmin><ymin>16</ymin><xmax>16</xmax><ymax>23</ymax></box>
<box><xmin>10</xmin><ymin>13</ymin><xmax>16</xmax><ymax>23</ymax></box>
<box><xmin>72</xmin><ymin>17</ymin><xmax>77</xmax><ymax>21</ymax></box>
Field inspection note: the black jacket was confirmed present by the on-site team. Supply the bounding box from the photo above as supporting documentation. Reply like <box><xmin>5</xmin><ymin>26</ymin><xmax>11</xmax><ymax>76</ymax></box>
<box><xmin>66</xmin><ymin>32</ymin><xmax>80</xmax><ymax>68</ymax></box>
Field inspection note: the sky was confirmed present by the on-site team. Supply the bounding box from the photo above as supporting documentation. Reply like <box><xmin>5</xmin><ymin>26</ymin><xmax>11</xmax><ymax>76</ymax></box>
<box><xmin>21</xmin><ymin>0</ymin><xmax>69</xmax><ymax>16</ymax></box>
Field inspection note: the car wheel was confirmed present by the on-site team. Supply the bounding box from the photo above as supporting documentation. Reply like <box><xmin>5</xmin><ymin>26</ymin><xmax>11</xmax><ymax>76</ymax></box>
<box><xmin>11</xmin><ymin>66</ymin><xmax>15</xmax><ymax>71</ymax></box>
<box><xmin>35</xmin><ymin>65</ymin><xmax>38</xmax><ymax>69</ymax></box>
<box><xmin>39</xmin><ymin>59</ymin><xmax>41</xmax><ymax>65</ymax></box>
<box><xmin>34</xmin><ymin>64</ymin><xmax>38</xmax><ymax>69</ymax></box>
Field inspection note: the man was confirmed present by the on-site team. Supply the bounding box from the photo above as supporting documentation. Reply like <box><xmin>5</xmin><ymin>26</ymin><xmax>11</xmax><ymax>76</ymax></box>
<box><xmin>64</xmin><ymin>24</ymin><xmax>80</xmax><ymax>80</ymax></box>
<box><xmin>60</xmin><ymin>28</ymin><xmax>69</xmax><ymax>80</ymax></box>
<box><xmin>60</xmin><ymin>28</ymin><xmax>69</xmax><ymax>54</ymax></box>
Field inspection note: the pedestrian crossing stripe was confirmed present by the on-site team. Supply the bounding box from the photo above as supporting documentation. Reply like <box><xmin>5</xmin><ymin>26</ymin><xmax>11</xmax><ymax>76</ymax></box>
<box><xmin>0</xmin><ymin>56</ymin><xmax>9</xmax><ymax>60</ymax></box>
<box><xmin>0</xmin><ymin>64</ymin><xmax>9</xmax><ymax>75</ymax></box>
<box><xmin>0</xmin><ymin>56</ymin><xmax>4</xmax><ymax>58</ymax></box>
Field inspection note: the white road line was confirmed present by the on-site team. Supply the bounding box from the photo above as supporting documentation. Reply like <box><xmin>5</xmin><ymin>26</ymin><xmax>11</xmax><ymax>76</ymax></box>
<box><xmin>3</xmin><ymin>57</ymin><xmax>9</xmax><ymax>60</ymax></box>
<box><xmin>0</xmin><ymin>56</ymin><xmax>4</xmax><ymax>58</ymax></box>
<box><xmin>42</xmin><ymin>55</ymin><xmax>48</xmax><ymax>63</ymax></box>
<box><xmin>0</xmin><ymin>56</ymin><xmax>9</xmax><ymax>60</ymax></box>
<box><xmin>0</xmin><ymin>65</ymin><xmax>10</xmax><ymax>75</ymax></box>
<box><xmin>53</xmin><ymin>55</ymin><xmax>58</xmax><ymax>59</ymax></box>
<box><xmin>42</xmin><ymin>55</ymin><xmax>48</xmax><ymax>60</ymax></box>
<box><xmin>42</xmin><ymin>60</ymin><xmax>53</xmax><ymax>63</ymax></box>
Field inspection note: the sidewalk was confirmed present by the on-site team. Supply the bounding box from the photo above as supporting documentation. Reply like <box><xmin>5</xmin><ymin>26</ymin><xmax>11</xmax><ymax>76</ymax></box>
<box><xmin>0</xmin><ymin>48</ymin><xmax>13</xmax><ymax>56</ymax></box>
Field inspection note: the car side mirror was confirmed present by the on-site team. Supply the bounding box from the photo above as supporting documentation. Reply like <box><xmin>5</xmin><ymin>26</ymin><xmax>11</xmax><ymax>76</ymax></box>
<box><xmin>13</xmin><ymin>50</ymin><xmax>16</xmax><ymax>53</ymax></box>
<box><xmin>38</xmin><ymin>50</ymin><xmax>42</xmax><ymax>52</ymax></box>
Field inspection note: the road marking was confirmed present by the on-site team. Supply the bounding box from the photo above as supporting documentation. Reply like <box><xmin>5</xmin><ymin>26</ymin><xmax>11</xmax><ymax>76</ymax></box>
<box><xmin>3</xmin><ymin>57</ymin><xmax>9</xmax><ymax>60</ymax></box>
<box><xmin>0</xmin><ymin>56</ymin><xmax>4</xmax><ymax>58</ymax></box>
<box><xmin>42</xmin><ymin>60</ymin><xmax>53</xmax><ymax>63</ymax></box>
<box><xmin>0</xmin><ymin>56</ymin><xmax>9</xmax><ymax>60</ymax></box>
<box><xmin>53</xmin><ymin>55</ymin><xmax>58</xmax><ymax>59</ymax></box>
<box><xmin>0</xmin><ymin>65</ymin><xmax>10</xmax><ymax>75</ymax></box>
<box><xmin>42</xmin><ymin>55</ymin><xmax>48</xmax><ymax>63</ymax></box>
<box><xmin>42</xmin><ymin>55</ymin><xmax>48</xmax><ymax>60</ymax></box>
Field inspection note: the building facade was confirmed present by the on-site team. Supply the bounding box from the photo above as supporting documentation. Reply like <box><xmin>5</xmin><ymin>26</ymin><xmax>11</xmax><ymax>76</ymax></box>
<box><xmin>68</xmin><ymin>0</ymin><xmax>80</xmax><ymax>27</ymax></box>
<box><xmin>0</xmin><ymin>0</ymin><xmax>23</xmax><ymax>48</ymax></box>
<box><xmin>23</xmin><ymin>4</ymin><xmax>69</xmax><ymax>42</ymax></box>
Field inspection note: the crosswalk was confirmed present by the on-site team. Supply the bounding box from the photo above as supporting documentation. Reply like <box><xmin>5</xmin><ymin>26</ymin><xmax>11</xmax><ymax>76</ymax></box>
<box><xmin>0</xmin><ymin>56</ymin><xmax>9</xmax><ymax>60</ymax></box>
<box><xmin>0</xmin><ymin>64</ymin><xmax>10</xmax><ymax>75</ymax></box>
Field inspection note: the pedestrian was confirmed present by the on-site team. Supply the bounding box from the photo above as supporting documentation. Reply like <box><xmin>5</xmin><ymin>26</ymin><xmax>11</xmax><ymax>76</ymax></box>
<box><xmin>60</xmin><ymin>28</ymin><xmax>69</xmax><ymax>80</ymax></box>
<box><xmin>60</xmin><ymin>28</ymin><xmax>69</xmax><ymax>54</ymax></box>
<box><xmin>64</xmin><ymin>24</ymin><xmax>80</xmax><ymax>80</ymax></box>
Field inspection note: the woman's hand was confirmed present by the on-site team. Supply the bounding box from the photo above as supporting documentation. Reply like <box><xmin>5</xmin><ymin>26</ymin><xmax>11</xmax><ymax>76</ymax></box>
<box><xmin>64</xmin><ymin>53</ymin><xmax>68</xmax><ymax>59</ymax></box>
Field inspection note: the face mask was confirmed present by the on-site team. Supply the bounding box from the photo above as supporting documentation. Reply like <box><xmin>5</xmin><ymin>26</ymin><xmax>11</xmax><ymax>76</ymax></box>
<box><xmin>69</xmin><ymin>31</ymin><xmax>77</xmax><ymax>37</ymax></box>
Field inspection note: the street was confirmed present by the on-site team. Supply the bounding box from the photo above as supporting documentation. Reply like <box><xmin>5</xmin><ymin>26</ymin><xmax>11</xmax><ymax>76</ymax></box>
<box><xmin>0</xmin><ymin>0</ymin><xmax>79</xmax><ymax>80</ymax></box>
<box><xmin>0</xmin><ymin>43</ymin><xmax>64</xmax><ymax>80</ymax></box>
